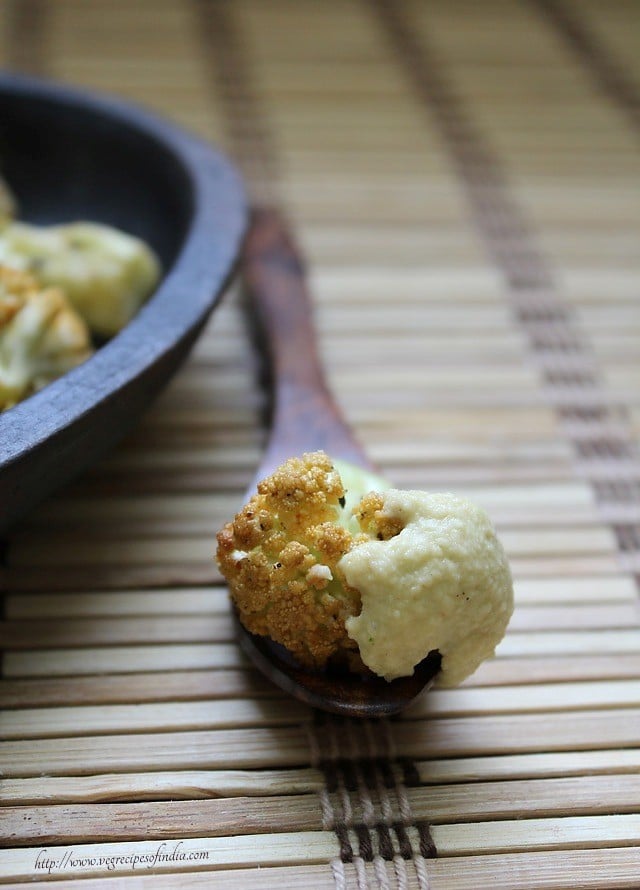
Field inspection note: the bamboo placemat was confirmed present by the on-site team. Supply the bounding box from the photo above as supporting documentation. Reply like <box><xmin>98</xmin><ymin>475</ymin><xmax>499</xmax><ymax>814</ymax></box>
<box><xmin>1</xmin><ymin>1</ymin><xmax>639</xmax><ymax>887</ymax></box>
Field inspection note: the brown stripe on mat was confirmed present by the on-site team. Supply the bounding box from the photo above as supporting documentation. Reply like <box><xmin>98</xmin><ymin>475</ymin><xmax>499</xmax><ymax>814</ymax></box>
<box><xmin>3</xmin><ymin>0</ymin><xmax>49</xmax><ymax>76</ymax></box>
<box><xmin>370</xmin><ymin>0</ymin><xmax>640</xmax><ymax>596</ymax></box>
<box><xmin>529</xmin><ymin>0</ymin><xmax>640</xmax><ymax>135</ymax></box>
<box><xmin>195</xmin><ymin>1</ymin><xmax>439</xmax><ymax>884</ymax></box>
<box><xmin>307</xmin><ymin>714</ymin><xmax>435</xmax><ymax>888</ymax></box>
<box><xmin>194</xmin><ymin>0</ymin><xmax>281</xmax><ymax>205</ymax></box>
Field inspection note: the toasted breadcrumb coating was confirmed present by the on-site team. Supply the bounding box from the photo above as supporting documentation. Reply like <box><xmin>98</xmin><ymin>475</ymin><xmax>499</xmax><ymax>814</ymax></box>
<box><xmin>354</xmin><ymin>491</ymin><xmax>405</xmax><ymax>541</ymax></box>
<box><xmin>0</xmin><ymin>265</ymin><xmax>93</xmax><ymax>409</ymax></box>
<box><xmin>217</xmin><ymin>451</ymin><xmax>371</xmax><ymax>670</ymax></box>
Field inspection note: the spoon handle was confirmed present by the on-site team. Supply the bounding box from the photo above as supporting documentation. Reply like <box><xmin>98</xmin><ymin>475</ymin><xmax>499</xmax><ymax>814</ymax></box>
<box><xmin>242</xmin><ymin>207</ymin><xmax>373</xmax><ymax>483</ymax></box>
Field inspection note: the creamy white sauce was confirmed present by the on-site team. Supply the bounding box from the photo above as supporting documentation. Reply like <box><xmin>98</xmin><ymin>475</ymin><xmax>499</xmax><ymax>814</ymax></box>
<box><xmin>341</xmin><ymin>490</ymin><xmax>513</xmax><ymax>685</ymax></box>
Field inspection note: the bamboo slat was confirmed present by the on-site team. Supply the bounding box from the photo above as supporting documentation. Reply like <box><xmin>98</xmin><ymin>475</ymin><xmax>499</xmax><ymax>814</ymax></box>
<box><xmin>2</xmin><ymin>710</ymin><xmax>638</xmax><ymax>778</ymax></box>
<box><xmin>2</xmin><ymin>748</ymin><xmax>640</xmax><ymax>807</ymax></box>
<box><xmin>1</xmin><ymin>822</ymin><xmax>639</xmax><ymax>882</ymax></box>
<box><xmin>3</xmin><ymin>775</ymin><xmax>639</xmax><ymax>847</ymax></box>
<box><xmin>2</xmin><ymin>680</ymin><xmax>639</xmax><ymax>741</ymax></box>
<box><xmin>7</xmin><ymin>851</ymin><xmax>640</xmax><ymax>889</ymax></box>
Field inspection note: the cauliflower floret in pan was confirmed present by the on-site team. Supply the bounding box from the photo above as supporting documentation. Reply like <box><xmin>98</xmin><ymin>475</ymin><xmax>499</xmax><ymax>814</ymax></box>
<box><xmin>0</xmin><ymin>220</ymin><xmax>160</xmax><ymax>338</ymax></box>
<box><xmin>0</xmin><ymin>265</ymin><xmax>93</xmax><ymax>410</ymax></box>
<box><xmin>217</xmin><ymin>451</ymin><xmax>514</xmax><ymax>685</ymax></box>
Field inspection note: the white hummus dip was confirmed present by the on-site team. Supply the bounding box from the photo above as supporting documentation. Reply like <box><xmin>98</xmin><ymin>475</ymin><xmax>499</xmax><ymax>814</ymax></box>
<box><xmin>340</xmin><ymin>490</ymin><xmax>513</xmax><ymax>685</ymax></box>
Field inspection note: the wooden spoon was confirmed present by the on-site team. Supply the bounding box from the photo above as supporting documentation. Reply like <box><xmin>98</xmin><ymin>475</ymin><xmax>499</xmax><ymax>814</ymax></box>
<box><xmin>237</xmin><ymin>207</ymin><xmax>441</xmax><ymax>717</ymax></box>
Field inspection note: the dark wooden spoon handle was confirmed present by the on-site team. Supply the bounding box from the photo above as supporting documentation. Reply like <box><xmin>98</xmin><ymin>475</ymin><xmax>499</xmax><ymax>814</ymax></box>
<box><xmin>242</xmin><ymin>207</ymin><xmax>372</xmax><ymax>482</ymax></box>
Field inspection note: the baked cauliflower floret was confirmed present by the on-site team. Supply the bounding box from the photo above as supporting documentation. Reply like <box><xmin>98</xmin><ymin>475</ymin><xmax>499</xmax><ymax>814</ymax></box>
<box><xmin>0</xmin><ymin>220</ymin><xmax>160</xmax><ymax>337</ymax></box>
<box><xmin>217</xmin><ymin>451</ymin><xmax>513</xmax><ymax>685</ymax></box>
<box><xmin>0</xmin><ymin>265</ymin><xmax>93</xmax><ymax>409</ymax></box>
<box><xmin>217</xmin><ymin>452</ymin><xmax>365</xmax><ymax>669</ymax></box>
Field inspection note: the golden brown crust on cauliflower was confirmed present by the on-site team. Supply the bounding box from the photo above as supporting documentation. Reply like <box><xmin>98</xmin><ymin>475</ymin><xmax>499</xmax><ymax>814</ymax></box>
<box><xmin>216</xmin><ymin>451</ymin><xmax>367</xmax><ymax>670</ymax></box>
<box><xmin>354</xmin><ymin>491</ymin><xmax>404</xmax><ymax>541</ymax></box>
<box><xmin>0</xmin><ymin>265</ymin><xmax>93</xmax><ymax>410</ymax></box>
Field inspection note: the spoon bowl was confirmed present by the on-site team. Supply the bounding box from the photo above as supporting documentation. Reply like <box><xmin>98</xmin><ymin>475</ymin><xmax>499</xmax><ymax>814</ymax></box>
<box><xmin>235</xmin><ymin>610</ymin><xmax>441</xmax><ymax>717</ymax></box>
<box><xmin>238</xmin><ymin>208</ymin><xmax>442</xmax><ymax>716</ymax></box>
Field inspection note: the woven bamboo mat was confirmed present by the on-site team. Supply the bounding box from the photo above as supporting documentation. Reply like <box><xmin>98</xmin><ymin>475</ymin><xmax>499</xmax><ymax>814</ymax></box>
<box><xmin>1</xmin><ymin>0</ymin><xmax>639</xmax><ymax>887</ymax></box>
